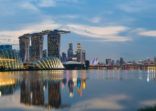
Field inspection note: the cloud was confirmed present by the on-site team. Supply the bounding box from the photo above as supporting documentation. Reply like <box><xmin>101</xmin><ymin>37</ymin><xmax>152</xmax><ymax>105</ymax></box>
<box><xmin>134</xmin><ymin>28</ymin><xmax>156</xmax><ymax>37</ymax></box>
<box><xmin>140</xmin><ymin>100</ymin><xmax>156</xmax><ymax>107</ymax></box>
<box><xmin>20</xmin><ymin>2</ymin><xmax>39</xmax><ymax>11</ymax></box>
<box><xmin>24</xmin><ymin>0</ymin><xmax>81</xmax><ymax>9</ymax></box>
<box><xmin>138</xmin><ymin>30</ymin><xmax>156</xmax><ymax>37</ymax></box>
<box><xmin>15</xmin><ymin>0</ymin><xmax>82</xmax><ymax>17</ymax></box>
<box><xmin>69</xmin><ymin>94</ymin><xmax>128</xmax><ymax>111</ymax></box>
<box><xmin>54</xmin><ymin>14</ymin><xmax>80</xmax><ymax>20</ymax></box>
<box><xmin>88</xmin><ymin>17</ymin><xmax>102</xmax><ymax>24</ymax></box>
<box><xmin>118</xmin><ymin>1</ymin><xmax>150</xmax><ymax>13</ymax></box>
<box><xmin>0</xmin><ymin>90</ymin><xmax>46</xmax><ymax>111</ymax></box>
<box><xmin>0</xmin><ymin>20</ymin><xmax>131</xmax><ymax>45</ymax></box>
<box><xmin>37</xmin><ymin>0</ymin><xmax>56</xmax><ymax>8</ymax></box>
<box><xmin>56</xmin><ymin>0</ymin><xmax>80</xmax><ymax>4</ymax></box>
<box><xmin>60</xmin><ymin>24</ymin><xmax>131</xmax><ymax>42</ymax></box>
<box><xmin>119</xmin><ymin>5</ymin><xmax>142</xmax><ymax>13</ymax></box>
<box><xmin>0</xmin><ymin>20</ymin><xmax>60</xmax><ymax>44</ymax></box>
<box><xmin>19</xmin><ymin>0</ymin><xmax>56</xmax><ymax>12</ymax></box>
<box><xmin>14</xmin><ymin>0</ymin><xmax>56</xmax><ymax>13</ymax></box>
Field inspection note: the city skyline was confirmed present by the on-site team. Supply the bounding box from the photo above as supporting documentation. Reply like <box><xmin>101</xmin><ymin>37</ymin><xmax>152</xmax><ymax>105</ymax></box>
<box><xmin>19</xmin><ymin>30</ymin><xmax>69</xmax><ymax>62</ymax></box>
<box><xmin>0</xmin><ymin>0</ymin><xmax>156</xmax><ymax>61</ymax></box>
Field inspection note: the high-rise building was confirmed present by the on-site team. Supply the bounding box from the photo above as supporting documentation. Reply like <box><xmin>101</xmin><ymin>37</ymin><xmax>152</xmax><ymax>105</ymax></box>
<box><xmin>31</xmin><ymin>33</ymin><xmax>43</xmax><ymax>61</ymax></box>
<box><xmin>42</xmin><ymin>49</ymin><xmax>47</xmax><ymax>58</ymax></box>
<box><xmin>82</xmin><ymin>50</ymin><xmax>86</xmax><ymax>63</ymax></box>
<box><xmin>76</xmin><ymin>43</ymin><xmax>86</xmax><ymax>63</ymax></box>
<box><xmin>120</xmin><ymin>57</ymin><xmax>125</xmax><ymax>66</ymax></box>
<box><xmin>154</xmin><ymin>57</ymin><xmax>156</xmax><ymax>64</ymax></box>
<box><xmin>106</xmin><ymin>59</ymin><xmax>112</xmax><ymax>65</ymax></box>
<box><xmin>67</xmin><ymin>43</ymin><xmax>73</xmax><ymax>61</ymax></box>
<box><xmin>19</xmin><ymin>34</ymin><xmax>31</xmax><ymax>62</ymax></box>
<box><xmin>76</xmin><ymin>43</ymin><xmax>81</xmax><ymax>62</ymax></box>
<box><xmin>77</xmin><ymin>43</ymin><xmax>81</xmax><ymax>51</ymax></box>
<box><xmin>61</xmin><ymin>52</ymin><xmax>67</xmax><ymax>62</ymax></box>
<box><xmin>77</xmin><ymin>50</ymin><xmax>86</xmax><ymax>63</ymax></box>
<box><xmin>48</xmin><ymin>30</ymin><xmax>61</xmax><ymax>57</ymax></box>
<box><xmin>19</xmin><ymin>30</ymin><xmax>70</xmax><ymax>63</ymax></box>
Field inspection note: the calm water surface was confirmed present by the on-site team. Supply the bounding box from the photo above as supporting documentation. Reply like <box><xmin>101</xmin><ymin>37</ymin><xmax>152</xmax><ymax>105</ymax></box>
<box><xmin>0</xmin><ymin>70</ymin><xmax>156</xmax><ymax>111</ymax></box>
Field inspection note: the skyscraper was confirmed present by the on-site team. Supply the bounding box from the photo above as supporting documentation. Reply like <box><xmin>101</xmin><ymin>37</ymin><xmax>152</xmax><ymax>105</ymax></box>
<box><xmin>19</xmin><ymin>34</ymin><xmax>31</xmax><ymax>62</ymax></box>
<box><xmin>154</xmin><ymin>57</ymin><xmax>156</xmax><ymax>64</ymax></box>
<box><xmin>76</xmin><ymin>43</ymin><xmax>81</xmax><ymax>62</ymax></box>
<box><xmin>106</xmin><ymin>59</ymin><xmax>112</xmax><ymax>65</ymax></box>
<box><xmin>19</xmin><ymin>30</ymin><xmax>70</xmax><ymax>63</ymax></box>
<box><xmin>76</xmin><ymin>43</ymin><xmax>86</xmax><ymax>63</ymax></box>
<box><xmin>67</xmin><ymin>43</ymin><xmax>73</xmax><ymax>61</ymax></box>
<box><xmin>77</xmin><ymin>43</ymin><xmax>81</xmax><ymax>51</ymax></box>
<box><xmin>31</xmin><ymin>33</ymin><xmax>43</xmax><ymax>61</ymax></box>
<box><xmin>42</xmin><ymin>49</ymin><xmax>47</xmax><ymax>58</ymax></box>
<box><xmin>120</xmin><ymin>57</ymin><xmax>125</xmax><ymax>66</ymax></box>
<box><xmin>61</xmin><ymin>52</ymin><xmax>67</xmax><ymax>62</ymax></box>
<box><xmin>82</xmin><ymin>50</ymin><xmax>86</xmax><ymax>63</ymax></box>
<box><xmin>48</xmin><ymin>30</ymin><xmax>60</xmax><ymax>57</ymax></box>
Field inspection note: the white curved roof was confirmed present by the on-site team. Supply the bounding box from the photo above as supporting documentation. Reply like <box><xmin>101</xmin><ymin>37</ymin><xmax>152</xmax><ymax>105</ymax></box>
<box><xmin>64</xmin><ymin>61</ymin><xmax>82</xmax><ymax>65</ymax></box>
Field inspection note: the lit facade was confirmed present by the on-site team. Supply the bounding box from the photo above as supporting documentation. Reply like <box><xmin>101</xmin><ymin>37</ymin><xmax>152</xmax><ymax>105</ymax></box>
<box><xmin>32</xmin><ymin>57</ymin><xmax>64</xmax><ymax>69</ymax></box>
<box><xmin>0</xmin><ymin>50</ymin><xmax>23</xmax><ymax>70</ymax></box>
<box><xmin>0</xmin><ymin>78</ymin><xmax>17</xmax><ymax>96</ymax></box>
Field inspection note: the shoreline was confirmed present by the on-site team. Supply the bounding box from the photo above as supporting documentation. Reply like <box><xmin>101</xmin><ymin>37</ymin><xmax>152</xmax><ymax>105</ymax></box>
<box><xmin>0</xmin><ymin>68</ymin><xmax>153</xmax><ymax>72</ymax></box>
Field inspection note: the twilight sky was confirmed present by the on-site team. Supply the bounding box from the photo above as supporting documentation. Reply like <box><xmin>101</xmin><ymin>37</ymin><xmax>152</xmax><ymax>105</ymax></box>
<box><xmin>0</xmin><ymin>0</ymin><xmax>156</xmax><ymax>61</ymax></box>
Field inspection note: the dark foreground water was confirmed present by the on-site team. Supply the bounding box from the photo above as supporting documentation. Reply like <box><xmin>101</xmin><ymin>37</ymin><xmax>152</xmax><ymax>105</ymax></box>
<box><xmin>0</xmin><ymin>70</ymin><xmax>156</xmax><ymax>111</ymax></box>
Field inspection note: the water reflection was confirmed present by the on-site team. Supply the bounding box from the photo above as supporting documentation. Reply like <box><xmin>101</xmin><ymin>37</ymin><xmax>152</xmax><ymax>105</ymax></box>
<box><xmin>0</xmin><ymin>70</ymin><xmax>87</xmax><ymax>109</ymax></box>
<box><xmin>87</xmin><ymin>70</ymin><xmax>156</xmax><ymax>83</ymax></box>
<box><xmin>0</xmin><ymin>72</ymin><xmax>18</xmax><ymax>96</ymax></box>
<box><xmin>1</xmin><ymin>70</ymin><xmax>156</xmax><ymax>110</ymax></box>
<box><xmin>63</xmin><ymin>70</ymin><xmax>87</xmax><ymax>97</ymax></box>
<box><xmin>20</xmin><ymin>74</ymin><xmax>45</xmax><ymax>106</ymax></box>
<box><xmin>48</xmin><ymin>81</ymin><xmax>61</xmax><ymax>108</ymax></box>
<box><xmin>147</xmin><ymin>68</ymin><xmax>156</xmax><ymax>82</ymax></box>
<box><xmin>0</xmin><ymin>79</ymin><xmax>17</xmax><ymax>96</ymax></box>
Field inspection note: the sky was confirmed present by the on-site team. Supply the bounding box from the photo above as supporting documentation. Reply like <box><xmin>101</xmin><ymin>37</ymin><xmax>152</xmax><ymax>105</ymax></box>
<box><xmin>0</xmin><ymin>0</ymin><xmax>156</xmax><ymax>61</ymax></box>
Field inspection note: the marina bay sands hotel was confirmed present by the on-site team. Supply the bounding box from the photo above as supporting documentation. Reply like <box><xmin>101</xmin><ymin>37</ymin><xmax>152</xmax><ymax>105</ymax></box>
<box><xmin>19</xmin><ymin>30</ymin><xmax>70</xmax><ymax>63</ymax></box>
